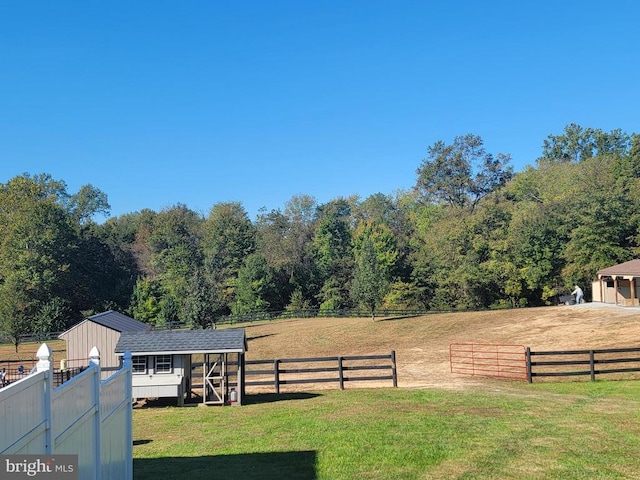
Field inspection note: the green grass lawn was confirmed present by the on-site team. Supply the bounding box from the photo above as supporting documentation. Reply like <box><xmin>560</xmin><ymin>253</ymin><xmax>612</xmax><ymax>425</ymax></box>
<box><xmin>133</xmin><ymin>382</ymin><xmax>640</xmax><ymax>480</ymax></box>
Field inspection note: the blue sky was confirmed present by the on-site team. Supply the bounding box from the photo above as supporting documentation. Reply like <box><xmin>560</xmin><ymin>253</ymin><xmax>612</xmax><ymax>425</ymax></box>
<box><xmin>1</xmin><ymin>1</ymin><xmax>638</xmax><ymax>221</ymax></box>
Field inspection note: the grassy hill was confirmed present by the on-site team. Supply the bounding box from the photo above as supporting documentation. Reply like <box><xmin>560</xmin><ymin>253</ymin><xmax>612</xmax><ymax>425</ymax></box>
<box><xmin>3</xmin><ymin>303</ymin><xmax>639</xmax><ymax>389</ymax></box>
<box><xmin>238</xmin><ymin>303</ymin><xmax>640</xmax><ymax>389</ymax></box>
<box><xmin>4</xmin><ymin>304</ymin><xmax>640</xmax><ymax>479</ymax></box>
<box><xmin>134</xmin><ymin>305</ymin><xmax>640</xmax><ymax>479</ymax></box>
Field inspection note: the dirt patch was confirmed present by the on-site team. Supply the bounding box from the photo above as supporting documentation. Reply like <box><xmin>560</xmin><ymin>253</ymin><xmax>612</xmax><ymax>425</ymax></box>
<box><xmin>240</xmin><ymin>304</ymin><xmax>640</xmax><ymax>391</ymax></box>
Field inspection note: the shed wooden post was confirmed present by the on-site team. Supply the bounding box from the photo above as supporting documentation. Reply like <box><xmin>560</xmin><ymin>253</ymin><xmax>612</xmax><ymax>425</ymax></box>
<box><xmin>238</xmin><ymin>353</ymin><xmax>245</xmax><ymax>406</ymax></box>
<box><xmin>202</xmin><ymin>354</ymin><xmax>207</xmax><ymax>405</ymax></box>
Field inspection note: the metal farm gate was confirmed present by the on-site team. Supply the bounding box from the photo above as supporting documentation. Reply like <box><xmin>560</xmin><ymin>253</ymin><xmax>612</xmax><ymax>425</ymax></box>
<box><xmin>450</xmin><ymin>343</ymin><xmax>527</xmax><ymax>381</ymax></box>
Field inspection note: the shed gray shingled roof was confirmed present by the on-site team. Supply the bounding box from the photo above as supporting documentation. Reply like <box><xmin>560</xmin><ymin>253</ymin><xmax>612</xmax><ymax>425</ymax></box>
<box><xmin>115</xmin><ymin>328</ymin><xmax>247</xmax><ymax>355</ymax></box>
<box><xmin>597</xmin><ymin>259</ymin><xmax>640</xmax><ymax>277</ymax></box>
<box><xmin>88</xmin><ymin>310</ymin><xmax>148</xmax><ymax>333</ymax></box>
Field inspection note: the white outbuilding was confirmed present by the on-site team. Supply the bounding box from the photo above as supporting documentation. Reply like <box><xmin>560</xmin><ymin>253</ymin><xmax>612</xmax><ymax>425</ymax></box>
<box><xmin>115</xmin><ymin>328</ymin><xmax>247</xmax><ymax>406</ymax></box>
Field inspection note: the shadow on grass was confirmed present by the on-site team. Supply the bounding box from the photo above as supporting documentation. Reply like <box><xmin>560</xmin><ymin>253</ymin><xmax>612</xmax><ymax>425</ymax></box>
<box><xmin>245</xmin><ymin>392</ymin><xmax>322</xmax><ymax>404</ymax></box>
<box><xmin>377</xmin><ymin>314</ymin><xmax>424</xmax><ymax>322</ymax></box>
<box><xmin>133</xmin><ymin>439</ymin><xmax>152</xmax><ymax>446</ymax></box>
<box><xmin>134</xmin><ymin>450</ymin><xmax>317</xmax><ymax>480</ymax></box>
<box><xmin>247</xmin><ymin>333</ymin><xmax>276</xmax><ymax>342</ymax></box>
<box><xmin>134</xmin><ymin>392</ymin><xmax>322</xmax><ymax>408</ymax></box>
<box><xmin>134</xmin><ymin>397</ymin><xmax>184</xmax><ymax>409</ymax></box>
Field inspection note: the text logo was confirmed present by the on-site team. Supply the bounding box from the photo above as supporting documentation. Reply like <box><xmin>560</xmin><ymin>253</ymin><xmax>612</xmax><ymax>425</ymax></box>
<box><xmin>0</xmin><ymin>455</ymin><xmax>77</xmax><ymax>479</ymax></box>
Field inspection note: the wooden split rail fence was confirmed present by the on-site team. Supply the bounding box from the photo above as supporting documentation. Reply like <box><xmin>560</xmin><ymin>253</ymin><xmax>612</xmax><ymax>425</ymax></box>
<box><xmin>526</xmin><ymin>346</ymin><xmax>640</xmax><ymax>382</ymax></box>
<box><xmin>244</xmin><ymin>351</ymin><xmax>397</xmax><ymax>394</ymax></box>
<box><xmin>450</xmin><ymin>343</ymin><xmax>640</xmax><ymax>383</ymax></box>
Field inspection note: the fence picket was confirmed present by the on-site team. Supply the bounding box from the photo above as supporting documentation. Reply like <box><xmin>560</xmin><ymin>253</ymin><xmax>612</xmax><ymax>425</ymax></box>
<box><xmin>0</xmin><ymin>343</ymin><xmax>133</xmax><ymax>480</ymax></box>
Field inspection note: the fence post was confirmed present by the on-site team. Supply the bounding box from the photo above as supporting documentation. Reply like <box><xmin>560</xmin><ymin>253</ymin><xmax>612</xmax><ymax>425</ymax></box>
<box><xmin>526</xmin><ymin>347</ymin><xmax>532</xmax><ymax>383</ymax></box>
<box><xmin>36</xmin><ymin>343</ymin><xmax>53</xmax><ymax>453</ymax></box>
<box><xmin>123</xmin><ymin>351</ymin><xmax>133</xmax><ymax>480</ymax></box>
<box><xmin>391</xmin><ymin>350</ymin><xmax>398</xmax><ymax>387</ymax></box>
<box><xmin>338</xmin><ymin>357</ymin><xmax>344</xmax><ymax>390</ymax></box>
<box><xmin>589</xmin><ymin>350</ymin><xmax>596</xmax><ymax>382</ymax></box>
<box><xmin>274</xmin><ymin>360</ymin><xmax>280</xmax><ymax>394</ymax></box>
<box><xmin>89</xmin><ymin>346</ymin><xmax>102</xmax><ymax>480</ymax></box>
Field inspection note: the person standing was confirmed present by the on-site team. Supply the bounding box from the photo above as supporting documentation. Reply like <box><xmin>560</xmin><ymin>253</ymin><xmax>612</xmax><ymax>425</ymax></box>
<box><xmin>572</xmin><ymin>285</ymin><xmax>584</xmax><ymax>304</ymax></box>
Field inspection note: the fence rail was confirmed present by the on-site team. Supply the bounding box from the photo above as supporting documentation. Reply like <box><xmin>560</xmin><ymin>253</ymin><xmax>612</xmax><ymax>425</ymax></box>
<box><xmin>450</xmin><ymin>343</ymin><xmax>640</xmax><ymax>383</ymax></box>
<box><xmin>217</xmin><ymin>309</ymin><xmax>431</xmax><ymax>325</ymax></box>
<box><xmin>526</xmin><ymin>346</ymin><xmax>640</xmax><ymax>382</ymax></box>
<box><xmin>243</xmin><ymin>351</ymin><xmax>397</xmax><ymax>393</ymax></box>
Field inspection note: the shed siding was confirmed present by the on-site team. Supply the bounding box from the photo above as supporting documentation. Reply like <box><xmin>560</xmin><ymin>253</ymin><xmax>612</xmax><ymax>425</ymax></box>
<box><xmin>131</xmin><ymin>355</ymin><xmax>188</xmax><ymax>403</ymax></box>
<box><xmin>61</xmin><ymin>322</ymin><xmax>121</xmax><ymax>369</ymax></box>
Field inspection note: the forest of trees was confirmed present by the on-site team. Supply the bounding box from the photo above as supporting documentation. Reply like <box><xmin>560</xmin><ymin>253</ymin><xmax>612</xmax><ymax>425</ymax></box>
<box><xmin>1</xmin><ymin>124</ymin><xmax>639</xmax><ymax>346</ymax></box>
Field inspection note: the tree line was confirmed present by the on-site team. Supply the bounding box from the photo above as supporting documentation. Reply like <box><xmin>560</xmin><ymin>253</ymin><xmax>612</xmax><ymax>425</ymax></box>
<box><xmin>1</xmin><ymin>124</ymin><xmax>639</xmax><ymax>348</ymax></box>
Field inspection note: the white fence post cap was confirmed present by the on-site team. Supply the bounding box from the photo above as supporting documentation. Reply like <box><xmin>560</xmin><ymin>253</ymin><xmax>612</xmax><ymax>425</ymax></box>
<box><xmin>36</xmin><ymin>343</ymin><xmax>52</xmax><ymax>359</ymax></box>
<box><xmin>89</xmin><ymin>346</ymin><xmax>100</xmax><ymax>365</ymax></box>
<box><xmin>35</xmin><ymin>343</ymin><xmax>53</xmax><ymax>372</ymax></box>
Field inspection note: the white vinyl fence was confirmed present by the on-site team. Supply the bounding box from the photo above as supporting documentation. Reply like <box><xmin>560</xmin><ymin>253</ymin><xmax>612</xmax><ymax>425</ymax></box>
<box><xmin>0</xmin><ymin>343</ymin><xmax>133</xmax><ymax>480</ymax></box>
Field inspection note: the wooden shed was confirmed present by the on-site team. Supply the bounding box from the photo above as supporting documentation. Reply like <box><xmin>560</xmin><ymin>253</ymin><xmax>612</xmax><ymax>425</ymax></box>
<box><xmin>592</xmin><ymin>259</ymin><xmax>640</xmax><ymax>306</ymax></box>
<box><xmin>58</xmin><ymin>310</ymin><xmax>148</xmax><ymax>374</ymax></box>
<box><xmin>114</xmin><ymin>328</ymin><xmax>247</xmax><ymax>406</ymax></box>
